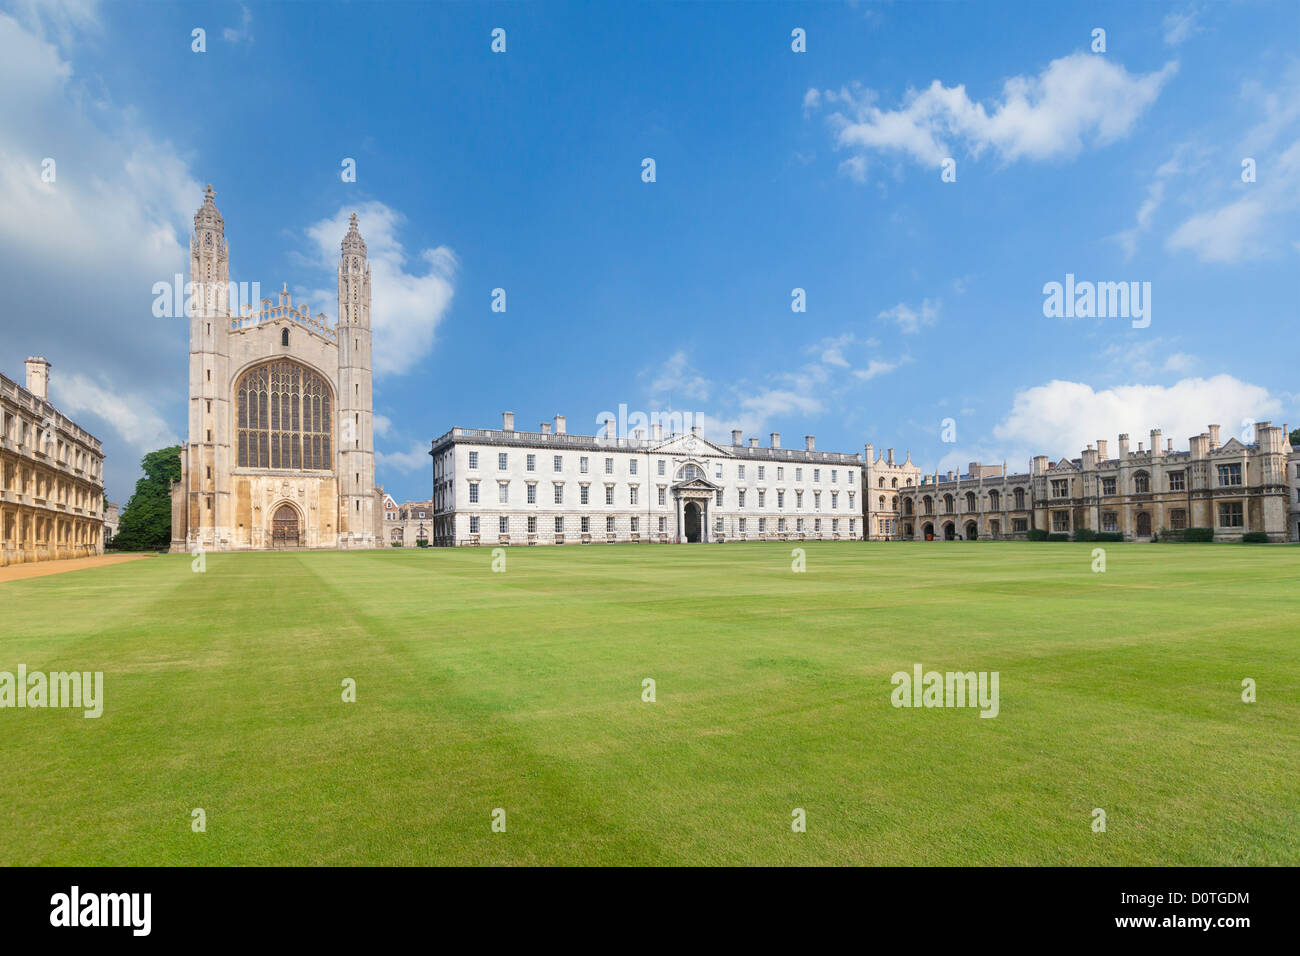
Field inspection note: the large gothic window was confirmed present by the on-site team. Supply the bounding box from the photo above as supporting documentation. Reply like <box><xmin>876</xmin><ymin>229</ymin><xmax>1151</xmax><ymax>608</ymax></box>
<box><xmin>236</xmin><ymin>361</ymin><xmax>333</xmax><ymax>470</ymax></box>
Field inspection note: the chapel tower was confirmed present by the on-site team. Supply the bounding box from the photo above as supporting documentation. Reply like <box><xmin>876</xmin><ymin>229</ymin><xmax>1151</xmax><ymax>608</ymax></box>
<box><xmin>184</xmin><ymin>184</ymin><xmax>233</xmax><ymax>548</ymax></box>
<box><xmin>336</xmin><ymin>213</ymin><xmax>376</xmax><ymax>547</ymax></box>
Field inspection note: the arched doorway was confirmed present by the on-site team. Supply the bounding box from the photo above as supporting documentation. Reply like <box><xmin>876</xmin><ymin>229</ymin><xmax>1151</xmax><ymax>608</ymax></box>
<box><xmin>943</xmin><ymin>521</ymin><xmax>956</xmax><ymax>540</ymax></box>
<box><xmin>964</xmin><ymin>521</ymin><xmax>978</xmax><ymax>540</ymax></box>
<box><xmin>684</xmin><ymin>501</ymin><xmax>702</xmax><ymax>543</ymax></box>
<box><xmin>272</xmin><ymin>503</ymin><xmax>300</xmax><ymax>548</ymax></box>
<box><xmin>922</xmin><ymin>522</ymin><xmax>934</xmax><ymax>540</ymax></box>
<box><xmin>1136</xmin><ymin>512</ymin><xmax>1152</xmax><ymax>537</ymax></box>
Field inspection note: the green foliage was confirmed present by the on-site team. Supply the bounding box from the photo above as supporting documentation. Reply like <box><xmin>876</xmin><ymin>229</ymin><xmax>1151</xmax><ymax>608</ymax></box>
<box><xmin>1291</xmin><ymin>428</ymin><xmax>1299</xmax><ymax>447</ymax></box>
<box><xmin>1093</xmin><ymin>532</ymin><xmax>1125</xmax><ymax>542</ymax></box>
<box><xmin>112</xmin><ymin>445</ymin><xmax>181</xmax><ymax>552</ymax></box>
<box><xmin>1242</xmin><ymin>532</ymin><xmax>1271</xmax><ymax>543</ymax></box>
<box><xmin>1073</xmin><ymin>528</ymin><xmax>1096</xmax><ymax>541</ymax></box>
<box><xmin>1181</xmin><ymin>527</ymin><xmax>1214</xmax><ymax>543</ymax></box>
<box><xmin>1027</xmin><ymin>528</ymin><xmax>1049</xmax><ymax>541</ymax></box>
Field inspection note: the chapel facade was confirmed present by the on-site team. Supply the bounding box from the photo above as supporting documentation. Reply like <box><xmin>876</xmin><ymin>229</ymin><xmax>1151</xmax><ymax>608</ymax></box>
<box><xmin>170</xmin><ymin>186</ymin><xmax>383</xmax><ymax>552</ymax></box>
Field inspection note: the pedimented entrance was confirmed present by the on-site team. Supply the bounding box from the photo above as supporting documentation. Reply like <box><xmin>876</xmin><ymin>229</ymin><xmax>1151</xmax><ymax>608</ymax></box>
<box><xmin>671</xmin><ymin>470</ymin><xmax>720</xmax><ymax>543</ymax></box>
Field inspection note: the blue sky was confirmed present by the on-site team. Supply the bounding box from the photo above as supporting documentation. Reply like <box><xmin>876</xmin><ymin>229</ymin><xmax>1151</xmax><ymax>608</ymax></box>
<box><xmin>1</xmin><ymin>0</ymin><xmax>1297</xmax><ymax>504</ymax></box>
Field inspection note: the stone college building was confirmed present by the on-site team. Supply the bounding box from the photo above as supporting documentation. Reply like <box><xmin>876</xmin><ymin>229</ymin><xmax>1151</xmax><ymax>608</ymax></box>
<box><xmin>0</xmin><ymin>357</ymin><xmax>106</xmax><ymax>566</ymax></box>
<box><xmin>868</xmin><ymin>423</ymin><xmax>1300</xmax><ymax>543</ymax></box>
<box><xmin>170</xmin><ymin>187</ymin><xmax>384</xmax><ymax>552</ymax></box>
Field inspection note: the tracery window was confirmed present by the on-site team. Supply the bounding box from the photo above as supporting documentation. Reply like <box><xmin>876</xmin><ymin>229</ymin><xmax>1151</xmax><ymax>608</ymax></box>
<box><xmin>236</xmin><ymin>360</ymin><xmax>333</xmax><ymax>470</ymax></box>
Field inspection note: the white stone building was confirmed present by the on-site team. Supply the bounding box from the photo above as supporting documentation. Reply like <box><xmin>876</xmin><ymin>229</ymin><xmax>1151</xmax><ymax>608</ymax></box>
<box><xmin>430</xmin><ymin>413</ymin><xmax>863</xmax><ymax>546</ymax></box>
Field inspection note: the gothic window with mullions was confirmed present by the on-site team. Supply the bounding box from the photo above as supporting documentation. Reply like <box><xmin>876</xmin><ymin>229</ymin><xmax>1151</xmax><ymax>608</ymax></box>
<box><xmin>236</xmin><ymin>361</ymin><xmax>333</xmax><ymax>470</ymax></box>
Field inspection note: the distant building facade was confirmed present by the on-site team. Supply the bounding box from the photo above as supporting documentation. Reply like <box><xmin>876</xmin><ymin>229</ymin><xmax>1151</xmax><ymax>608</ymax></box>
<box><xmin>876</xmin><ymin>423</ymin><xmax>1299</xmax><ymax>542</ymax></box>
<box><xmin>0</xmin><ymin>357</ymin><xmax>106</xmax><ymax>566</ymax></box>
<box><xmin>430</xmin><ymin>413</ymin><xmax>863</xmax><ymax>546</ymax></box>
<box><xmin>384</xmin><ymin>498</ymin><xmax>433</xmax><ymax>546</ymax></box>
<box><xmin>103</xmin><ymin>500</ymin><xmax>120</xmax><ymax>547</ymax></box>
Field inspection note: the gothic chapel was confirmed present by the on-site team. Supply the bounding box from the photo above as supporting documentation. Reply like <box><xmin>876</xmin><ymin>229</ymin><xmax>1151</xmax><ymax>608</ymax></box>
<box><xmin>171</xmin><ymin>186</ymin><xmax>383</xmax><ymax>551</ymax></box>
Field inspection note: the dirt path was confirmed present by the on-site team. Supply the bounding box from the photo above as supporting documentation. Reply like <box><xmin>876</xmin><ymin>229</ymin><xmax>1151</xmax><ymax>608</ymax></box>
<box><xmin>0</xmin><ymin>554</ymin><xmax>153</xmax><ymax>583</ymax></box>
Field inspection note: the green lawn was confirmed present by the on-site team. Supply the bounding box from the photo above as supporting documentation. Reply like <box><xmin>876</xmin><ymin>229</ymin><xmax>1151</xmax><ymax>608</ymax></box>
<box><xmin>2</xmin><ymin>542</ymin><xmax>1297</xmax><ymax>866</ymax></box>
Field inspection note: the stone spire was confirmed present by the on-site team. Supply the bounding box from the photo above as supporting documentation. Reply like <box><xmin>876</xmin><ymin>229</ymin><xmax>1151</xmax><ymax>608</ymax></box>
<box><xmin>194</xmin><ymin>184</ymin><xmax>225</xmax><ymax>232</ymax></box>
<box><xmin>341</xmin><ymin>212</ymin><xmax>366</xmax><ymax>256</ymax></box>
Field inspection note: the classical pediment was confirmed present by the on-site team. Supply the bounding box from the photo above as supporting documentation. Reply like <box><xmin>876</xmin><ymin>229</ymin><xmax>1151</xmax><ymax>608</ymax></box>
<box><xmin>1217</xmin><ymin>437</ymin><xmax>1247</xmax><ymax>453</ymax></box>
<box><xmin>652</xmin><ymin>433</ymin><xmax>733</xmax><ymax>458</ymax></box>
<box><xmin>1051</xmin><ymin>458</ymin><xmax>1078</xmax><ymax>471</ymax></box>
<box><xmin>671</xmin><ymin>476</ymin><xmax>721</xmax><ymax>493</ymax></box>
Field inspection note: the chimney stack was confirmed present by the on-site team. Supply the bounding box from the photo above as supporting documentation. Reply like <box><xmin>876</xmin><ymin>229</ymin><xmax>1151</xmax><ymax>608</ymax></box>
<box><xmin>502</xmin><ymin>411</ymin><xmax>515</xmax><ymax>432</ymax></box>
<box><xmin>1118</xmin><ymin>433</ymin><xmax>1130</xmax><ymax>458</ymax></box>
<box><xmin>554</xmin><ymin>414</ymin><xmax>566</xmax><ymax>435</ymax></box>
<box><xmin>770</xmin><ymin>432</ymin><xmax>781</xmax><ymax>449</ymax></box>
<box><xmin>1167</xmin><ymin>438</ymin><xmax>1172</xmax><ymax>452</ymax></box>
<box><xmin>24</xmin><ymin>357</ymin><xmax>50</xmax><ymax>403</ymax></box>
<box><xmin>540</xmin><ymin>422</ymin><xmax>551</xmax><ymax>435</ymax></box>
<box><xmin>805</xmin><ymin>435</ymin><xmax>815</xmax><ymax>451</ymax></box>
<box><xmin>652</xmin><ymin>423</ymin><xmax>663</xmax><ymax>441</ymax></box>
<box><xmin>887</xmin><ymin>448</ymin><xmax>895</xmax><ymax>465</ymax></box>
<box><xmin>1150</xmin><ymin>428</ymin><xmax>1163</xmax><ymax>457</ymax></box>
<box><xmin>605</xmin><ymin>417</ymin><xmax>616</xmax><ymax>440</ymax></box>
<box><xmin>865</xmin><ymin>443</ymin><xmax>874</xmax><ymax>463</ymax></box>
<box><xmin>1096</xmin><ymin>439</ymin><xmax>1108</xmax><ymax>459</ymax></box>
<box><xmin>691</xmin><ymin>424</ymin><xmax>701</xmax><ymax>437</ymax></box>
<box><xmin>732</xmin><ymin>429</ymin><xmax>743</xmax><ymax>445</ymax></box>
<box><xmin>748</xmin><ymin>437</ymin><xmax>758</xmax><ymax>448</ymax></box>
<box><xmin>1208</xmin><ymin>424</ymin><xmax>1220</xmax><ymax>449</ymax></box>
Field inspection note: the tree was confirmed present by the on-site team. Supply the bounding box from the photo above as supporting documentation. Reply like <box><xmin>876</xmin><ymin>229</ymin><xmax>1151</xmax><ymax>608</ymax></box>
<box><xmin>113</xmin><ymin>446</ymin><xmax>181</xmax><ymax>552</ymax></box>
<box><xmin>1291</xmin><ymin>428</ymin><xmax>1299</xmax><ymax>448</ymax></box>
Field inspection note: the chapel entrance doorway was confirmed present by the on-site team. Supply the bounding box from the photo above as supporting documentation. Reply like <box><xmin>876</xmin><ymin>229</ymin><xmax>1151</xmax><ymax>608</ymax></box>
<box><xmin>272</xmin><ymin>504</ymin><xmax>300</xmax><ymax>548</ymax></box>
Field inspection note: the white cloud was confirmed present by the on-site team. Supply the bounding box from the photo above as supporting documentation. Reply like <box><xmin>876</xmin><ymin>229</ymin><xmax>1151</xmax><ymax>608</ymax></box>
<box><xmin>303</xmin><ymin>202</ymin><xmax>457</xmax><ymax>377</ymax></box>
<box><xmin>222</xmin><ymin>3</ymin><xmax>253</xmax><ymax>46</ymax></box>
<box><xmin>53</xmin><ymin>372</ymin><xmax>180</xmax><ymax>452</ymax></box>
<box><xmin>377</xmin><ymin>441</ymin><xmax>431</xmax><ymax>474</ymax></box>
<box><xmin>1167</xmin><ymin>194</ymin><xmax>1274</xmax><ymax>263</ymax></box>
<box><xmin>0</xmin><ymin>9</ymin><xmax>197</xmax><ymax>500</ymax></box>
<box><xmin>646</xmin><ymin>349</ymin><xmax>711</xmax><ymax>401</ymax></box>
<box><xmin>1165</xmin><ymin>71</ymin><xmax>1300</xmax><ymax>264</ymax></box>
<box><xmin>838</xmin><ymin>155</ymin><xmax>868</xmax><ymax>183</ymax></box>
<box><xmin>373</xmin><ymin>413</ymin><xmax>392</xmax><ymax>438</ymax></box>
<box><xmin>991</xmin><ymin>375</ymin><xmax>1283</xmax><ymax>459</ymax></box>
<box><xmin>1163</xmin><ymin>9</ymin><xmax>1201</xmax><ymax>47</ymax></box>
<box><xmin>811</xmin><ymin>53</ymin><xmax>1177</xmax><ymax>169</ymax></box>
<box><xmin>878</xmin><ymin>298</ymin><xmax>939</xmax><ymax>333</ymax></box>
<box><xmin>854</xmin><ymin>358</ymin><xmax>902</xmax><ymax>381</ymax></box>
